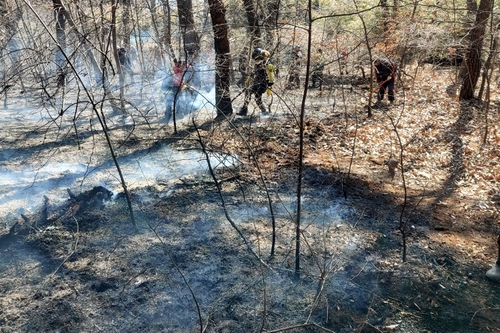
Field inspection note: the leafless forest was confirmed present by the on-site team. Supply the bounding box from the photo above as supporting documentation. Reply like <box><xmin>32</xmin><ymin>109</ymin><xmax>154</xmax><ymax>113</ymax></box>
<box><xmin>1</xmin><ymin>0</ymin><xmax>500</xmax><ymax>332</ymax></box>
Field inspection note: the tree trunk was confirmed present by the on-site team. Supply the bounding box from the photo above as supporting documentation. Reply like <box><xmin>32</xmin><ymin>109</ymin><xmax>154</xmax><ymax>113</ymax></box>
<box><xmin>264</xmin><ymin>0</ymin><xmax>279</xmax><ymax>47</ymax></box>
<box><xmin>459</xmin><ymin>0</ymin><xmax>493</xmax><ymax>100</ymax></box>
<box><xmin>53</xmin><ymin>0</ymin><xmax>67</xmax><ymax>88</ymax></box>
<box><xmin>121</xmin><ymin>0</ymin><xmax>132</xmax><ymax>49</ymax></box>
<box><xmin>161</xmin><ymin>0</ymin><xmax>174</xmax><ymax>55</ymax></box>
<box><xmin>478</xmin><ymin>16</ymin><xmax>498</xmax><ymax>99</ymax></box>
<box><xmin>176</xmin><ymin>0</ymin><xmax>200</xmax><ymax>58</ymax></box>
<box><xmin>242</xmin><ymin>0</ymin><xmax>261</xmax><ymax>46</ymax></box>
<box><xmin>207</xmin><ymin>0</ymin><xmax>233</xmax><ymax>117</ymax></box>
<box><xmin>51</xmin><ymin>0</ymin><xmax>103</xmax><ymax>86</ymax></box>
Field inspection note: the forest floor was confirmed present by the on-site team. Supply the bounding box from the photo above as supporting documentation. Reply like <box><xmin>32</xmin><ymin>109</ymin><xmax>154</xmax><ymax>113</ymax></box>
<box><xmin>1</xmin><ymin>65</ymin><xmax>500</xmax><ymax>333</ymax></box>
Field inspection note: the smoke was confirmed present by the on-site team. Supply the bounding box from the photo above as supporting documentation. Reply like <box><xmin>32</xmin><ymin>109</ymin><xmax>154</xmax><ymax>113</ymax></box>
<box><xmin>0</xmin><ymin>134</ymin><xmax>237</xmax><ymax>234</ymax></box>
<box><xmin>160</xmin><ymin>59</ymin><xmax>216</xmax><ymax>123</ymax></box>
<box><xmin>0</xmin><ymin>50</ymin><xmax>219</xmax><ymax>234</ymax></box>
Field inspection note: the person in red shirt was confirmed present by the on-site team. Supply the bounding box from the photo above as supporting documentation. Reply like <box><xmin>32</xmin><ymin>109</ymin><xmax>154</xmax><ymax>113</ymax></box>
<box><xmin>161</xmin><ymin>59</ymin><xmax>187</xmax><ymax>123</ymax></box>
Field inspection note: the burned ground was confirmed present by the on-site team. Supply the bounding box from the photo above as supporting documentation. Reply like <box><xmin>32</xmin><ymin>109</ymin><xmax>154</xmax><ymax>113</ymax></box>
<box><xmin>1</xmin><ymin>65</ymin><xmax>500</xmax><ymax>332</ymax></box>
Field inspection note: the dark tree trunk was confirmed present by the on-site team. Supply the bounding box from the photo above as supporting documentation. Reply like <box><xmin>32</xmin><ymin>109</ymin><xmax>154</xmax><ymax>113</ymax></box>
<box><xmin>459</xmin><ymin>0</ymin><xmax>493</xmax><ymax>100</ymax></box>
<box><xmin>242</xmin><ymin>0</ymin><xmax>261</xmax><ymax>45</ymax></box>
<box><xmin>207</xmin><ymin>0</ymin><xmax>233</xmax><ymax>117</ymax></box>
<box><xmin>478</xmin><ymin>22</ymin><xmax>498</xmax><ymax>100</ymax></box>
<box><xmin>176</xmin><ymin>0</ymin><xmax>200</xmax><ymax>58</ymax></box>
<box><xmin>161</xmin><ymin>0</ymin><xmax>173</xmax><ymax>55</ymax></box>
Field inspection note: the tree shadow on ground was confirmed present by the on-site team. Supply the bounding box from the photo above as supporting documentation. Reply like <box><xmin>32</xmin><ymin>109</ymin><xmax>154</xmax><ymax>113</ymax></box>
<box><xmin>301</xmin><ymin>161</ymin><xmax>500</xmax><ymax>332</ymax></box>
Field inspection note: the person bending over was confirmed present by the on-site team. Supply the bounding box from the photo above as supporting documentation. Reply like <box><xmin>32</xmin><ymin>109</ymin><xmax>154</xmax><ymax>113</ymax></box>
<box><xmin>372</xmin><ymin>57</ymin><xmax>397</xmax><ymax>108</ymax></box>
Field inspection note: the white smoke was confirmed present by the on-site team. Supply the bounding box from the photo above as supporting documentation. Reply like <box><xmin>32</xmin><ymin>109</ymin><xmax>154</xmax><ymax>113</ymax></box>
<box><xmin>159</xmin><ymin>59</ymin><xmax>216</xmax><ymax>123</ymax></box>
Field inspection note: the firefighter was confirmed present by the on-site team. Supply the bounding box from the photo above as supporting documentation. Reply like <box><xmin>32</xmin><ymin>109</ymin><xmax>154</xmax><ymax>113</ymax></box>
<box><xmin>372</xmin><ymin>57</ymin><xmax>397</xmax><ymax>108</ymax></box>
<box><xmin>118</xmin><ymin>47</ymin><xmax>135</xmax><ymax>82</ymax></box>
<box><xmin>160</xmin><ymin>59</ymin><xmax>186</xmax><ymax>123</ymax></box>
<box><xmin>238</xmin><ymin>48</ymin><xmax>275</xmax><ymax>116</ymax></box>
<box><xmin>310</xmin><ymin>48</ymin><xmax>326</xmax><ymax>89</ymax></box>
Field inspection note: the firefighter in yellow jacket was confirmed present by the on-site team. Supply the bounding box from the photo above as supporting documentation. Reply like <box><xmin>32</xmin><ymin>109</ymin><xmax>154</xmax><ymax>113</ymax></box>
<box><xmin>238</xmin><ymin>48</ymin><xmax>275</xmax><ymax>116</ymax></box>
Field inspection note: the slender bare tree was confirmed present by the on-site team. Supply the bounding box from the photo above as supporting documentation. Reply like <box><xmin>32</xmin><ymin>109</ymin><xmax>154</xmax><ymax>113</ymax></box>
<box><xmin>459</xmin><ymin>0</ymin><xmax>493</xmax><ymax>99</ymax></box>
<box><xmin>121</xmin><ymin>0</ymin><xmax>132</xmax><ymax>50</ymax></box>
<box><xmin>53</xmin><ymin>0</ymin><xmax>66</xmax><ymax>88</ymax></box>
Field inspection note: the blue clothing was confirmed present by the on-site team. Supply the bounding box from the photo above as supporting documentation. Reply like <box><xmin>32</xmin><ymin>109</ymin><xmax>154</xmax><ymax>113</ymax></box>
<box><xmin>161</xmin><ymin>75</ymin><xmax>182</xmax><ymax>124</ymax></box>
<box><xmin>378</xmin><ymin>80</ymin><xmax>395</xmax><ymax>102</ymax></box>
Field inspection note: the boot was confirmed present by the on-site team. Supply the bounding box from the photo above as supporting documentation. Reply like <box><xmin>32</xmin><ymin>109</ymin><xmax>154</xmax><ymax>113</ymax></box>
<box><xmin>238</xmin><ymin>105</ymin><xmax>248</xmax><ymax>116</ymax></box>
<box><xmin>214</xmin><ymin>113</ymin><xmax>226</xmax><ymax>122</ymax></box>
<box><xmin>371</xmin><ymin>100</ymin><xmax>382</xmax><ymax>109</ymax></box>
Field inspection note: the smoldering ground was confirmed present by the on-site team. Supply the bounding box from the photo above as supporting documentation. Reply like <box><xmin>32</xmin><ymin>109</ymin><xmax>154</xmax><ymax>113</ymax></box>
<box><xmin>0</xmin><ymin>53</ymin><xmax>218</xmax><ymax>233</ymax></box>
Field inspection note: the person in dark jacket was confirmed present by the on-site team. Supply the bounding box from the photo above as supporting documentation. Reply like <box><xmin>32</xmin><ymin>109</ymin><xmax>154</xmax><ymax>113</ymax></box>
<box><xmin>310</xmin><ymin>48</ymin><xmax>326</xmax><ymax>89</ymax></box>
<box><xmin>238</xmin><ymin>48</ymin><xmax>274</xmax><ymax>116</ymax></box>
<box><xmin>118</xmin><ymin>47</ymin><xmax>135</xmax><ymax>82</ymax></box>
<box><xmin>372</xmin><ymin>57</ymin><xmax>397</xmax><ymax>108</ymax></box>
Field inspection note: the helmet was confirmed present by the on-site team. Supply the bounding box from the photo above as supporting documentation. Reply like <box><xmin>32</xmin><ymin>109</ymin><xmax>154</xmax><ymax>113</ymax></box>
<box><xmin>252</xmin><ymin>48</ymin><xmax>263</xmax><ymax>60</ymax></box>
<box><xmin>252</xmin><ymin>48</ymin><xmax>270</xmax><ymax>61</ymax></box>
